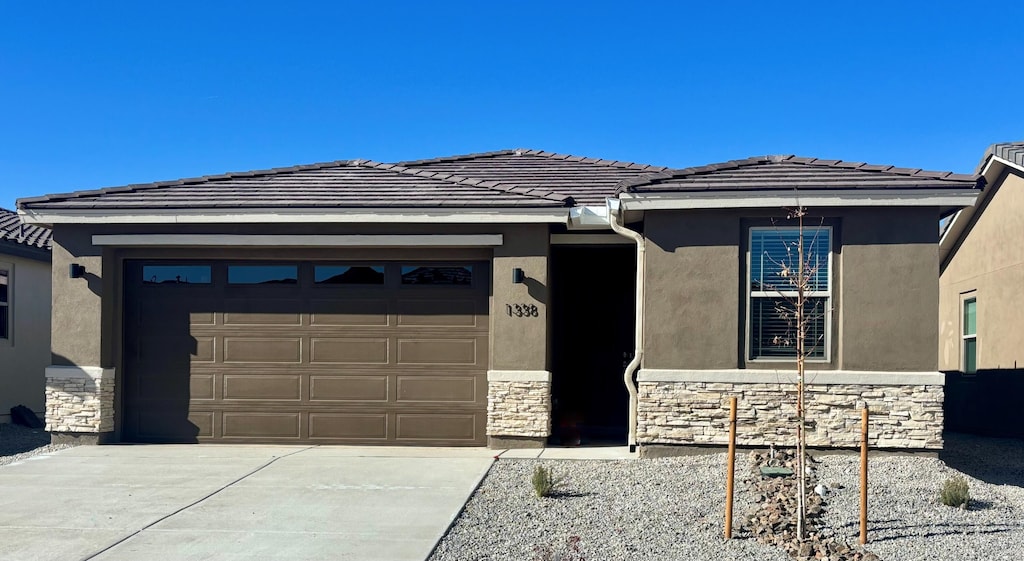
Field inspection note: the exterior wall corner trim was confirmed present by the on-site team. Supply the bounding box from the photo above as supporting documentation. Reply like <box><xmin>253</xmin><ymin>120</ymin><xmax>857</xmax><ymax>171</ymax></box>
<box><xmin>637</xmin><ymin>368</ymin><xmax>945</xmax><ymax>386</ymax></box>
<box><xmin>487</xmin><ymin>370</ymin><xmax>552</xmax><ymax>382</ymax></box>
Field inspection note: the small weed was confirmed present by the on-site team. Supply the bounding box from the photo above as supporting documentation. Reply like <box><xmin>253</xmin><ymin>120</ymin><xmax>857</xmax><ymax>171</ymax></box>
<box><xmin>940</xmin><ymin>475</ymin><xmax>970</xmax><ymax>508</ymax></box>
<box><xmin>531</xmin><ymin>464</ymin><xmax>564</xmax><ymax>498</ymax></box>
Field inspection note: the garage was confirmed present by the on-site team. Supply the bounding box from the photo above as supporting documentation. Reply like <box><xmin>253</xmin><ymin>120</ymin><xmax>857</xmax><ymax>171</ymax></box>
<box><xmin>122</xmin><ymin>259</ymin><xmax>489</xmax><ymax>445</ymax></box>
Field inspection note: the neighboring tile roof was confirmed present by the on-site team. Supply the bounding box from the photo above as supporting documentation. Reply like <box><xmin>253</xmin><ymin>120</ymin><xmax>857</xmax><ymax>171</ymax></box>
<box><xmin>400</xmin><ymin>149</ymin><xmax>668</xmax><ymax>205</ymax></box>
<box><xmin>978</xmin><ymin>142</ymin><xmax>1024</xmax><ymax>172</ymax></box>
<box><xmin>0</xmin><ymin>207</ymin><xmax>51</xmax><ymax>250</ymax></box>
<box><xmin>17</xmin><ymin>160</ymin><xmax>573</xmax><ymax>210</ymax></box>
<box><xmin>619</xmin><ymin>155</ymin><xmax>983</xmax><ymax>193</ymax></box>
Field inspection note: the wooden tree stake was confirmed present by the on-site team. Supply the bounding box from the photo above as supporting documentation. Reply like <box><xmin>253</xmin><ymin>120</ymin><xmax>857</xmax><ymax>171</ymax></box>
<box><xmin>860</xmin><ymin>406</ymin><xmax>869</xmax><ymax>545</ymax></box>
<box><xmin>725</xmin><ymin>396</ymin><xmax>738</xmax><ymax>539</ymax></box>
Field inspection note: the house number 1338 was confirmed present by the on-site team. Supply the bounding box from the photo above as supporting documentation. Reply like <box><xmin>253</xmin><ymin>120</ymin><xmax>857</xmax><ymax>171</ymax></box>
<box><xmin>506</xmin><ymin>303</ymin><xmax>539</xmax><ymax>317</ymax></box>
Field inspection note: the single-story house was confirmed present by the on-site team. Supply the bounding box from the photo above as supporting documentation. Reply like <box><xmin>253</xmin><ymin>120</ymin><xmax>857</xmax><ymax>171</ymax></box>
<box><xmin>939</xmin><ymin>142</ymin><xmax>1023</xmax><ymax>373</ymax></box>
<box><xmin>17</xmin><ymin>150</ymin><xmax>982</xmax><ymax>451</ymax></box>
<box><xmin>0</xmin><ymin>208</ymin><xmax>52</xmax><ymax>423</ymax></box>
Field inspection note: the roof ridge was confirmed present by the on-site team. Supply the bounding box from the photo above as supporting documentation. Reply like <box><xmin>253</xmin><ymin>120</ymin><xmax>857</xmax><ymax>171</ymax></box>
<box><xmin>616</xmin><ymin>154</ymin><xmax>981</xmax><ymax>193</ymax></box>
<box><xmin>400</xmin><ymin>147</ymin><xmax>670</xmax><ymax>173</ymax></box>
<box><xmin>353</xmin><ymin>160</ymin><xmax>573</xmax><ymax>206</ymax></box>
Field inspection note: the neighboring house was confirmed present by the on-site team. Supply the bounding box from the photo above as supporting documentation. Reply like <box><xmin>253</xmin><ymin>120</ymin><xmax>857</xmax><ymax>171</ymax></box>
<box><xmin>0</xmin><ymin>208</ymin><xmax>52</xmax><ymax>423</ymax></box>
<box><xmin>17</xmin><ymin>151</ymin><xmax>981</xmax><ymax>451</ymax></box>
<box><xmin>939</xmin><ymin>143</ymin><xmax>1024</xmax><ymax>374</ymax></box>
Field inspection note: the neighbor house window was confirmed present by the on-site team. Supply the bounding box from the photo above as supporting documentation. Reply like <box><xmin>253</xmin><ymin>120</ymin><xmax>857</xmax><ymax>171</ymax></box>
<box><xmin>748</xmin><ymin>227</ymin><xmax>832</xmax><ymax>360</ymax></box>
<box><xmin>0</xmin><ymin>269</ymin><xmax>8</xmax><ymax>339</ymax></box>
<box><xmin>962</xmin><ymin>297</ymin><xmax>977</xmax><ymax>374</ymax></box>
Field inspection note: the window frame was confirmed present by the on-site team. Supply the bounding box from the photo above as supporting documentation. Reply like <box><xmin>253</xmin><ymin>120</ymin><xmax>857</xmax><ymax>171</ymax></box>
<box><xmin>961</xmin><ymin>294</ymin><xmax>977</xmax><ymax>374</ymax></box>
<box><xmin>0</xmin><ymin>262</ymin><xmax>10</xmax><ymax>343</ymax></box>
<box><xmin>312</xmin><ymin>263</ymin><xmax>387</xmax><ymax>287</ymax></box>
<box><xmin>746</xmin><ymin>225</ymin><xmax>833</xmax><ymax>363</ymax></box>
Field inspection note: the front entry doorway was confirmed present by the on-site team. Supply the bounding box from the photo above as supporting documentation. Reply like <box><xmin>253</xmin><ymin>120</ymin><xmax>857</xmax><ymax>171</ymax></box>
<box><xmin>550</xmin><ymin>245</ymin><xmax>635</xmax><ymax>445</ymax></box>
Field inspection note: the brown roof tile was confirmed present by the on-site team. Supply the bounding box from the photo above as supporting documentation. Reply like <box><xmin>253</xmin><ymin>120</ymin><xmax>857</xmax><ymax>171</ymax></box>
<box><xmin>0</xmin><ymin>208</ymin><xmax>51</xmax><ymax>250</ymax></box>
<box><xmin>400</xmin><ymin>148</ymin><xmax>670</xmax><ymax>205</ymax></box>
<box><xmin>18</xmin><ymin>160</ymin><xmax>573</xmax><ymax>211</ymax></box>
<box><xmin>618</xmin><ymin>155</ymin><xmax>983</xmax><ymax>194</ymax></box>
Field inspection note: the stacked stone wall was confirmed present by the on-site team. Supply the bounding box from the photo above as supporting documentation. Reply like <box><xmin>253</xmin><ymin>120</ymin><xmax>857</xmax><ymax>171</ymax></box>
<box><xmin>487</xmin><ymin>380</ymin><xmax>551</xmax><ymax>438</ymax></box>
<box><xmin>44</xmin><ymin>372</ymin><xmax>114</xmax><ymax>433</ymax></box>
<box><xmin>637</xmin><ymin>381</ymin><xmax>943</xmax><ymax>449</ymax></box>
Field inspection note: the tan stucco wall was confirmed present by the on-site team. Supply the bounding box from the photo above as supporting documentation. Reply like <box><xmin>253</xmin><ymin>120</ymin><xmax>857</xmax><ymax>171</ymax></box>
<box><xmin>940</xmin><ymin>169</ymin><xmax>1024</xmax><ymax>371</ymax></box>
<box><xmin>841</xmin><ymin>207</ymin><xmax>939</xmax><ymax>372</ymax></box>
<box><xmin>0</xmin><ymin>252</ymin><xmax>51</xmax><ymax>420</ymax></box>
<box><xmin>642</xmin><ymin>207</ymin><xmax>940</xmax><ymax>373</ymax></box>
<box><xmin>47</xmin><ymin>222</ymin><xmax>551</xmax><ymax>375</ymax></box>
<box><xmin>50</xmin><ymin>225</ymin><xmax>108</xmax><ymax>368</ymax></box>
<box><xmin>644</xmin><ymin>211</ymin><xmax>740</xmax><ymax>369</ymax></box>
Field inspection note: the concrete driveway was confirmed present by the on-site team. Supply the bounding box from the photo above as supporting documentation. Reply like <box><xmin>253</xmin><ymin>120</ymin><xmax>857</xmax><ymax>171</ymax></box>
<box><xmin>0</xmin><ymin>445</ymin><xmax>495</xmax><ymax>561</ymax></box>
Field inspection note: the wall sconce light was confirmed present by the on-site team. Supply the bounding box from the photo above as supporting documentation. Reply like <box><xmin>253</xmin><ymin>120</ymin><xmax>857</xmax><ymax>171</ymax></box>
<box><xmin>69</xmin><ymin>264</ymin><xmax>85</xmax><ymax>278</ymax></box>
<box><xmin>512</xmin><ymin>268</ymin><xmax>525</xmax><ymax>284</ymax></box>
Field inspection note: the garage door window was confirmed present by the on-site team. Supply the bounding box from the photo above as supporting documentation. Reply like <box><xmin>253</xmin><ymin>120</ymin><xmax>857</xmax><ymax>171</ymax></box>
<box><xmin>228</xmin><ymin>265</ymin><xmax>298</xmax><ymax>285</ymax></box>
<box><xmin>401</xmin><ymin>265</ymin><xmax>473</xmax><ymax>286</ymax></box>
<box><xmin>315</xmin><ymin>265</ymin><xmax>385</xmax><ymax>285</ymax></box>
<box><xmin>143</xmin><ymin>265</ymin><xmax>212</xmax><ymax>285</ymax></box>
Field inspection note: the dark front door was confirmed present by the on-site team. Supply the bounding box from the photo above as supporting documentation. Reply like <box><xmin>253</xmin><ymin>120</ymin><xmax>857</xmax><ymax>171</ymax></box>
<box><xmin>550</xmin><ymin>245</ymin><xmax>635</xmax><ymax>445</ymax></box>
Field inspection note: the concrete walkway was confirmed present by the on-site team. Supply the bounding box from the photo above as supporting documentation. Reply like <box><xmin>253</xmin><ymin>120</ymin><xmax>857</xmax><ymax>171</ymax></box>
<box><xmin>0</xmin><ymin>445</ymin><xmax>495</xmax><ymax>561</ymax></box>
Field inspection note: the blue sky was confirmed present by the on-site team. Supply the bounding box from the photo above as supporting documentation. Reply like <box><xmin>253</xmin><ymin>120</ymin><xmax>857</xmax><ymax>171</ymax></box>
<box><xmin>2</xmin><ymin>1</ymin><xmax>1022</xmax><ymax>210</ymax></box>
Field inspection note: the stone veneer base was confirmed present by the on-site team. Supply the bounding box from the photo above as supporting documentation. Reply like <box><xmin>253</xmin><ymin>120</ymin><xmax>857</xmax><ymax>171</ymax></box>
<box><xmin>488</xmin><ymin>436</ymin><xmax>547</xmax><ymax>449</ymax></box>
<box><xmin>638</xmin><ymin>443</ymin><xmax>940</xmax><ymax>459</ymax></box>
<box><xmin>44</xmin><ymin>366</ymin><xmax>115</xmax><ymax>434</ymax></box>
<box><xmin>486</xmin><ymin>374</ymin><xmax>552</xmax><ymax>439</ymax></box>
<box><xmin>50</xmin><ymin>432</ymin><xmax>115</xmax><ymax>445</ymax></box>
<box><xmin>637</xmin><ymin>380</ymin><xmax>944</xmax><ymax>450</ymax></box>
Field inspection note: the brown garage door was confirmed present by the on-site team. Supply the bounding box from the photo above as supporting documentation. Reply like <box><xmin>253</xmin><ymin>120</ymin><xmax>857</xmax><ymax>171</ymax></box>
<box><xmin>122</xmin><ymin>260</ymin><xmax>489</xmax><ymax>445</ymax></box>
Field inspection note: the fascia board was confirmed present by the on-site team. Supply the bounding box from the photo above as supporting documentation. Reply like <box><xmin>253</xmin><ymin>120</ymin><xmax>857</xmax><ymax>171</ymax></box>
<box><xmin>618</xmin><ymin>189</ymin><xmax>981</xmax><ymax>210</ymax></box>
<box><xmin>19</xmin><ymin>208</ymin><xmax>570</xmax><ymax>225</ymax></box>
<box><xmin>92</xmin><ymin>234</ymin><xmax>504</xmax><ymax>247</ymax></box>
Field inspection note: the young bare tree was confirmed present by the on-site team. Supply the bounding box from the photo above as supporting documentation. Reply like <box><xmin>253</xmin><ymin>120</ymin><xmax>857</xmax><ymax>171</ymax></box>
<box><xmin>755</xmin><ymin>206</ymin><xmax>829</xmax><ymax>541</ymax></box>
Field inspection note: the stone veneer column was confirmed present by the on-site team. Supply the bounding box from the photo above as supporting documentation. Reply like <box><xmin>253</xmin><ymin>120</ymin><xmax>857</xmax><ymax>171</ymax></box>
<box><xmin>486</xmin><ymin>370</ymin><xmax>551</xmax><ymax>448</ymax></box>
<box><xmin>635</xmin><ymin>370</ymin><xmax>945</xmax><ymax>451</ymax></box>
<box><xmin>44</xmin><ymin>366</ymin><xmax>115</xmax><ymax>443</ymax></box>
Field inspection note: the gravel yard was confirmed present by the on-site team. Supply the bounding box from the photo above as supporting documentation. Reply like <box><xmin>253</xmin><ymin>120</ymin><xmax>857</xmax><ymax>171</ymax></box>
<box><xmin>430</xmin><ymin>433</ymin><xmax>1024</xmax><ymax>561</ymax></box>
<box><xmin>0</xmin><ymin>423</ymin><xmax>72</xmax><ymax>467</ymax></box>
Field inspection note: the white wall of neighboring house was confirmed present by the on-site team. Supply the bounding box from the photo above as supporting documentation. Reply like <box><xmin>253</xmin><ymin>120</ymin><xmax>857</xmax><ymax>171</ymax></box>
<box><xmin>0</xmin><ymin>253</ymin><xmax>51</xmax><ymax>422</ymax></box>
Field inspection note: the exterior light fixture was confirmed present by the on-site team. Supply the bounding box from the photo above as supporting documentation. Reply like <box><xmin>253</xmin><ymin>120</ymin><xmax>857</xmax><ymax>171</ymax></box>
<box><xmin>512</xmin><ymin>268</ymin><xmax>525</xmax><ymax>284</ymax></box>
<box><xmin>69</xmin><ymin>264</ymin><xmax>85</xmax><ymax>278</ymax></box>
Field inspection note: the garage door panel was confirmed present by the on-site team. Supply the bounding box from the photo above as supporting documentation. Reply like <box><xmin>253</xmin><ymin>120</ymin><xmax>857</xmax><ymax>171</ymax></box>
<box><xmin>395</xmin><ymin>413</ymin><xmax>479</xmax><ymax>441</ymax></box>
<box><xmin>192</xmin><ymin>337</ymin><xmax>216</xmax><ymax>362</ymax></box>
<box><xmin>396</xmin><ymin>299</ymin><xmax>480</xmax><ymax>327</ymax></box>
<box><xmin>309</xmin><ymin>413</ymin><xmax>388</xmax><ymax>439</ymax></box>
<box><xmin>310</xmin><ymin>337</ymin><xmax>389</xmax><ymax>364</ymax></box>
<box><xmin>191</xmin><ymin>375</ymin><xmax>216</xmax><ymax>400</ymax></box>
<box><xmin>222</xmin><ymin>375</ymin><xmax>302</xmax><ymax>400</ymax></box>
<box><xmin>223</xmin><ymin>337</ymin><xmax>302</xmax><ymax>363</ymax></box>
<box><xmin>309</xmin><ymin>375</ymin><xmax>389</xmax><ymax>402</ymax></box>
<box><xmin>124</xmin><ymin>259</ymin><xmax>488</xmax><ymax>446</ymax></box>
<box><xmin>310</xmin><ymin>299</ymin><xmax>389</xmax><ymax>326</ymax></box>
<box><xmin>397</xmin><ymin>338</ymin><xmax>478</xmax><ymax>365</ymax></box>
<box><xmin>396</xmin><ymin>376</ymin><xmax>478</xmax><ymax>403</ymax></box>
<box><xmin>222</xmin><ymin>412</ymin><xmax>300</xmax><ymax>438</ymax></box>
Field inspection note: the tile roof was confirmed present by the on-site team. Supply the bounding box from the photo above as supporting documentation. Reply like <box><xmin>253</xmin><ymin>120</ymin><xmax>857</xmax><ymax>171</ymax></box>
<box><xmin>17</xmin><ymin>160</ymin><xmax>573</xmax><ymax>210</ymax></box>
<box><xmin>400</xmin><ymin>149</ymin><xmax>668</xmax><ymax>205</ymax></box>
<box><xmin>618</xmin><ymin>155</ymin><xmax>983</xmax><ymax>193</ymax></box>
<box><xmin>978</xmin><ymin>142</ymin><xmax>1024</xmax><ymax>172</ymax></box>
<box><xmin>0</xmin><ymin>207</ymin><xmax>51</xmax><ymax>250</ymax></box>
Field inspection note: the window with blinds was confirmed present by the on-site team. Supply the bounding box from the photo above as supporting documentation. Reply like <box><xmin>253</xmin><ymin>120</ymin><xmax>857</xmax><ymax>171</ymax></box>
<box><xmin>0</xmin><ymin>269</ymin><xmax>8</xmax><ymax>340</ymax></box>
<box><xmin>748</xmin><ymin>226</ymin><xmax>832</xmax><ymax>360</ymax></box>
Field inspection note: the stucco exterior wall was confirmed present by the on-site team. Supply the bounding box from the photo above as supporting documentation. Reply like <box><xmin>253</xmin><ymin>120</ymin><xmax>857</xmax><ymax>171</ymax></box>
<box><xmin>940</xmin><ymin>169</ymin><xmax>1024</xmax><ymax>371</ymax></box>
<box><xmin>45</xmin><ymin>222</ymin><xmax>553</xmax><ymax>440</ymax></box>
<box><xmin>644</xmin><ymin>211</ymin><xmax>740</xmax><ymax>369</ymax></box>
<box><xmin>642</xmin><ymin>207</ymin><xmax>940</xmax><ymax>373</ymax></box>
<box><xmin>0</xmin><ymin>252</ymin><xmax>51</xmax><ymax>422</ymax></box>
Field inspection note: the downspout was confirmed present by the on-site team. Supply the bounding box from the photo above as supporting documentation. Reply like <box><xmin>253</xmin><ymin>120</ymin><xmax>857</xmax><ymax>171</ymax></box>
<box><xmin>607</xmin><ymin>198</ymin><xmax>644</xmax><ymax>452</ymax></box>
